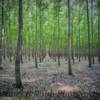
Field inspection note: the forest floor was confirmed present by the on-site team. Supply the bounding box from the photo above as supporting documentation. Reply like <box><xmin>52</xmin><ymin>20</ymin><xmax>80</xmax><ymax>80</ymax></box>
<box><xmin>0</xmin><ymin>56</ymin><xmax>100</xmax><ymax>99</ymax></box>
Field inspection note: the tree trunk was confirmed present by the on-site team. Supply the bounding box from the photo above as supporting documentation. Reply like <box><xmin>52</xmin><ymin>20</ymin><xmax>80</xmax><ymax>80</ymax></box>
<box><xmin>28</xmin><ymin>29</ymin><xmax>31</xmax><ymax>61</ymax></box>
<box><xmin>0</xmin><ymin>0</ymin><xmax>5</xmax><ymax>69</ymax></box>
<box><xmin>15</xmin><ymin>0</ymin><xmax>23</xmax><ymax>88</ymax></box>
<box><xmin>97</xmin><ymin>8</ymin><xmax>100</xmax><ymax>63</ymax></box>
<box><xmin>39</xmin><ymin>1</ymin><xmax>43</xmax><ymax>63</ymax></box>
<box><xmin>35</xmin><ymin>0</ymin><xmax>38</xmax><ymax>68</ymax></box>
<box><xmin>78</xmin><ymin>3</ymin><xmax>81</xmax><ymax>62</ymax></box>
<box><xmin>86</xmin><ymin>0</ymin><xmax>91</xmax><ymax>67</ymax></box>
<box><xmin>67</xmin><ymin>0</ymin><xmax>72</xmax><ymax>75</ymax></box>
<box><xmin>57</xmin><ymin>1</ymin><xmax>60</xmax><ymax>66</ymax></box>
<box><xmin>71</xmin><ymin>7</ymin><xmax>74</xmax><ymax>64</ymax></box>
<box><xmin>84</xmin><ymin>12</ymin><xmax>87</xmax><ymax>60</ymax></box>
<box><xmin>9</xmin><ymin>0</ymin><xmax>12</xmax><ymax>62</ymax></box>
<box><xmin>91</xmin><ymin>0</ymin><xmax>94</xmax><ymax>64</ymax></box>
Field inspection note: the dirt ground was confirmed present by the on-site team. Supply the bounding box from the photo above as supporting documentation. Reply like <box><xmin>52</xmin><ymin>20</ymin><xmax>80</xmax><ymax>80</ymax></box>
<box><xmin>0</xmin><ymin>56</ymin><xmax>100</xmax><ymax>99</ymax></box>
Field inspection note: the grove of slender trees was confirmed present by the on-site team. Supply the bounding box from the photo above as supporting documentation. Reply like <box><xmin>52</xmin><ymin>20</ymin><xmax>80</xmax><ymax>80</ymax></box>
<box><xmin>0</xmin><ymin>0</ymin><xmax>100</xmax><ymax>88</ymax></box>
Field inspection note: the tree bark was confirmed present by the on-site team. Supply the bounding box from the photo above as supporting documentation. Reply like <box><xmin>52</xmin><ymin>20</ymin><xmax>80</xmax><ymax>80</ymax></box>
<box><xmin>35</xmin><ymin>0</ymin><xmax>38</xmax><ymax>68</ymax></box>
<box><xmin>71</xmin><ymin>7</ymin><xmax>74</xmax><ymax>64</ymax></box>
<box><xmin>57</xmin><ymin>5</ymin><xmax>60</xmax><ymax>66</ymax></box>
<box><xmin>78</xmin><ymin>2</ymin><xmax>81</xmax><ymax>62</ymax></box>
<box><xmin>97</xmin><ymin>8</ymin><xmax>100</xmax><ymax>63</ymax></box>
<box><xmin>67</xmin><ymin>0</ymin><xmax>72</xmax><ymax>75</ymax></box>
<box><xmin>86</xmin><ymin>0</ymin><xmax>91</xmax><ymax>67</ymax></box>
<box><xmin>39</xmin><ymin>1</ymin><xmax>43</xmax><ymax>63</ymax></box>
<box><xmin>91</xmin><ymin>0</ymin><xmax>94</xmax><ymax>64</ymax></box>
<box><xmin>0</xmin><ymin>0</ymin><xmax>5</xmax><ymax>69</ymax></box>
<box><xmin>15</xmin><ymin>0</ymin><xmax>23</xmax><ymax>88</ymax></box>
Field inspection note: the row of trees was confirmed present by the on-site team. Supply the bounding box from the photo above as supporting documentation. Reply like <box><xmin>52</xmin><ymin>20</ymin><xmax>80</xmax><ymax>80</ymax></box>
<box><xmin>0</xmin><ymin>0</ymin><xmax>100</xmax><ymax>88</ymax></box>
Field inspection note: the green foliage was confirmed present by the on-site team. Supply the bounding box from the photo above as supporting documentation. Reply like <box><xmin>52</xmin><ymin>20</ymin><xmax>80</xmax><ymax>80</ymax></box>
<box><xmin>1</xmin><ymin>0</ymin><xmax>99</xmax><ymax>54</ymax></box>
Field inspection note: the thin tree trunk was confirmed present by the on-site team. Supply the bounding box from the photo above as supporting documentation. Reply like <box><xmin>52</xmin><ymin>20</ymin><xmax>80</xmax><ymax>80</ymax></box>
<box><xmin>67</xmin><ymin>0</ymin><xmax>72</xmax><ymax>75</ymax></box>
<box><xmin>53</xmin><ymin>25</ymin><xmax>56</xmax><ymax>62</ymax></box>
<box><xmin>15</xmin><ymin>0</ymin><xmax>23</xmax><ymax>88</ymax></box>
<box><xmin>97</xmin><ymin>8</ymin><xmax>100</xmax><ymax>63</ymax></box>
<box><xmin>9</xmin><ymin>0</ymin><xmax>12</xmax><ymax>62</ymax></box>
<box><xmin>71</xmin><ymin>8</ymin><xmax>74</xmax><ymax>64</ymax></box>
<box><xmin>91</xmin><ymin>0</ymin><xmax>94</xmax><ymax>64</ymax></box>
<box><xmin>2</xmin><ymin>0</ymin><xmax>6</xmax><ymax>61</ymax></box>
<box><xmin>3</xmin><ymin>37</ymin><xmax>6</xmax><ymax>60</ymax></box>
<box><xmin>28</xmin><ymin>28</ymin><xmax>31</xmax><ymax>61</ymax></box>
<box><xmin>32</xmin><ymin>8</ymin><xmax>34</xmax><ymax>60</ymax></box>
<box><xmin>86</xmin><ymin>0</ymin><xmax>91</xmax><ymax>67</ymax></box>
<box><xmin>76</xmin><ymin>33</ymin><xmax>78</xmax><ymax>59</ymax></box>
<box><xmin>57</xmin><ymin>6</ymin><xmax>60</xmax><ymax>66</ymax></box>
<box><xmin>84</xmin><ymin>11</ymin><xmax>87</xmax><ymax>60</ymax></box>
<box><xmin>0</xmin><ymin>0</ymin><xmax>5</xmax><ymax>69</ymax></box>
<box><xmin>35</xmin><ymin>0</ymin><xmax>38</xmax><ymax>68</ymax></box>
<box><xmin>39</xmin><ymin>1</ymin><xmax>42</xmax><ymax>63</ymax></box>
<box><xmin>78</xmin><ymin>3</ymin><xmax>81</xmax><ymax>62</ymax></box>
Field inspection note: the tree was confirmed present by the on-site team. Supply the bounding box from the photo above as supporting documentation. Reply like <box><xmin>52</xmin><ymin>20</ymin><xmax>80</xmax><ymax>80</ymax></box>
<box><xmin>91</xmin><ymin>0</ymin><xmax>94</xmax><ymax>64</ymax></box>
<box><xmin>97</xmin><ymin>0</ymin><xmax>100</xmax><ymax>63</ymax></box>
<box><xmin>39</xmin><ymin>0</ymin><xmax>42</xmax><ymax>63</ymax></box>
<box><xmin>86</xmin><ymin>0</ymin><xmax>92</xmax><ymax>67</ymax></box>
<box><xmin>34</xmin><ymin>0</ymin><xmax>38</xmax><ymax>68</ymax></box>
<box><xmin>57</xmin><ymin>0</ymin><xmax>61</xmax><ymax>66</ymax></box>
<box><xmin>67</xmin><ymin>0</ymin><xmax>72</xmax><ymax>75</ymax></box>
<box><xmin>78</xmin><ymin>1</ymin><xmax>81</xmax><ymax>62</ymax></box>
<box><xmin>15</xmin><ymin>0</ymin><xmax>23</xmax><ymax>88</ymax></box>
<box><xmin>8</xmin><ymin>0</ymin><xmax>12</xmax><ymax>62</ymax></box>
<box><xmin>71</xmin><ymin>5</ymin><xmax>75</xmax><ymax>63</ymax></box>
<box><xmin>0</xmin><ymin>0</ymin><xmax>5</xmax><ymax>69</ymax></box>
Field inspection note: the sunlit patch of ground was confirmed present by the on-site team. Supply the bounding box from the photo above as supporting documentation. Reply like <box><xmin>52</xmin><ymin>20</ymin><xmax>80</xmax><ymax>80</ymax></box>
<box><xmin>57</xmin><ymin>85</ymin><xmax>80</xmax><ymax>92</ymax></box>
<box><xmin>48</xmin><ymin>82</ymin><xmax>80</xmax><ymax>92</ymax></box>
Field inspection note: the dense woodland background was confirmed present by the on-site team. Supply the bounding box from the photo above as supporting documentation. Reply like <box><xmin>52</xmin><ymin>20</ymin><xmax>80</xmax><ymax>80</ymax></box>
<box><xmin>0</xmin><ymin>0</ymin><xmax>100</xmax><ymax>98</ymax></box>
